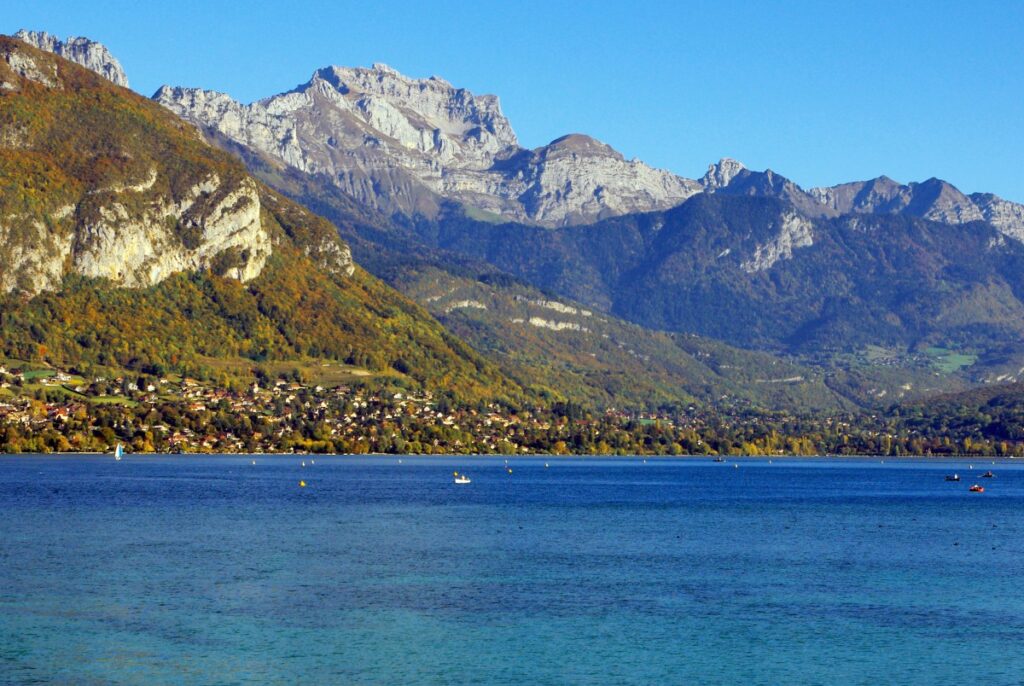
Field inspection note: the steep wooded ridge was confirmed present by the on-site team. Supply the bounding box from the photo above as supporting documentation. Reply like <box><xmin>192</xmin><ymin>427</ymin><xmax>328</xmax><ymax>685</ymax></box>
<box><xmin>0</xmin><ymin>36</ymin><xmax>527</xmax><ymax>403</ymax></box>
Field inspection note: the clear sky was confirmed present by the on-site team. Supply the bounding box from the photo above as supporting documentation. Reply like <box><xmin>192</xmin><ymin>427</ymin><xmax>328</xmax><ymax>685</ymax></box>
<box><xmin>8</xmin><ymin>1</ymin><xmax>1024</xmax><ymax>200</ymax></box>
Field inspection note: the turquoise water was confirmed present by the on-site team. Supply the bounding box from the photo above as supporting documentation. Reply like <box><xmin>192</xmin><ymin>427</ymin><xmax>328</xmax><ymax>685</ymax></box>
<box><xmin>2</xmin><ymin>455</ymin><xmax>1023</xmax><ymax>685</ymax></box>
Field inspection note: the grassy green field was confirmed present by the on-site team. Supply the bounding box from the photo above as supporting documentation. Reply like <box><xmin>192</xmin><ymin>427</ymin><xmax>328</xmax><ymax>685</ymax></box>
<box><xmin>925</xmin><ymin>346</ymin><xmax>978</xmax><ymax>374</ymax></box>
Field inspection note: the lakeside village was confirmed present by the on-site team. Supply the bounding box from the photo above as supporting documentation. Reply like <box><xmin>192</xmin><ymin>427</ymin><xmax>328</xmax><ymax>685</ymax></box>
<box><xmin>1</xmin><ymin>363</ymin><xmax>1023</xmax><ymax>457</ymax></box>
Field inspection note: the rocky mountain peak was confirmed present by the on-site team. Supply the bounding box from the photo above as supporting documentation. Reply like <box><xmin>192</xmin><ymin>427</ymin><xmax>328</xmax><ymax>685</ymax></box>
<box><xmin>308</xmin><ymin>63</ymin><xmax>518</xmax><ymax>153</ymax></box>
<box><xmin>13</xmin><ymin>29</ymin><xmax>128</xmax><ymax>88</ymax></box>
<box><xmin>157</xmin><ymin>62</ymin><xmax>701</xmax><ymax>226</ymax></box>
<box><xmin>701</xmin><ymin>158</ymin><xmax>747</xmax><ymax>189</ymax></box>
<box><xmin>542</xmin><ymin>134</ymin><xmax>621</xmax><ymax>159</ymax></box>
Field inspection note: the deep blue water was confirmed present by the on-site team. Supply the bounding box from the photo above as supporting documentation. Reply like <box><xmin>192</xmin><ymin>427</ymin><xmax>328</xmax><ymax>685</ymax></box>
<box><xmin>2</xmin><ymin>455</ymin><xmax>1023</xmax><ymax>685</ymax></box>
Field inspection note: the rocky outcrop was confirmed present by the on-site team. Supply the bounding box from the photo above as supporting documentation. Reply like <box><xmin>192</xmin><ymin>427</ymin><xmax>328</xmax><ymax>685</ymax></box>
<box><xmin>0</xmin><ymin>37</ymin><xmax>275</xmax><ymax>296</ymax></box>
<box><xmin>70</xmin><ymin>173</ymin><xmax>270</xmax><ymax>288</ymax></box>
<box><xmin>971</xmin><ymin>193</ymin><xmax>1024</xmax><ymax>242</ymax></box>
<box><xmin>740</xmin><ymin>211</ymin><xmax>814</xmax><ymax>273</ymax></box>
<box><xmin>13</xmin><ymin>29</ymin><xmax>129</xmax><ymax>87</ymax></box>
<box><xmin>0</xmin><ymin>169</ymin><xmax>272</xmax><ymax>295</ymax></box>
<box><xmin>701</xmin><ymin>158</ymin><xmax>747</xmax><ymax>190</ymax></box>
<box><xmin>155</xmin><ymin>64</ymin><xmax>701</xmax><ymax>226</ymax></box>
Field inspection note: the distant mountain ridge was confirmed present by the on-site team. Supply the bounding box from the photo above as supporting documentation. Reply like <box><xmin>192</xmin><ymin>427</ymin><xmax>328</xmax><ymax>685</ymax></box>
<box><xmin>153</xmin><ymin>65</ymin><xmax>702</xmax><ymax>227</ymax></box>
<box><xmin>158</xmin><ymin>66</ymin><xmax>1024</xmax><ymax>239</ymax></box>
<box><xmin>702</xmin><ymin>159</ymin><xmax>1024</xmax><ymax>242</ymax></box>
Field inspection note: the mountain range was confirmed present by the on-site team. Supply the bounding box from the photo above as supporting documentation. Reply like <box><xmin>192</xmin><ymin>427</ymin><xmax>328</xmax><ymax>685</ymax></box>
<box><xmin>148</xmin><ymin>59</ymin><xmax>1024</xmax><ymax>241</ymax></box>
<box><xmin>7</xmin><ymin>29</ymin><xmax>1024</xmax><ymax>413</ymax></box>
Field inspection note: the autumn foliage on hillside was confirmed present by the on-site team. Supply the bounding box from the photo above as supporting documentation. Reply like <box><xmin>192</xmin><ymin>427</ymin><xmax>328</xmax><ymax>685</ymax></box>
<box><xmin>0</xmin><ymin>36</ymin><xmax>526</xmax><ymax>404</ymax></box>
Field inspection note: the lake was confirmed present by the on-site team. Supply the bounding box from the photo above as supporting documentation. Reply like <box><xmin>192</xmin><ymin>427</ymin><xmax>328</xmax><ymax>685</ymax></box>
<box><xmin>1</xmin><ymin>455</ymin><xmax>1022</xmax><ymax>684</ymax></box>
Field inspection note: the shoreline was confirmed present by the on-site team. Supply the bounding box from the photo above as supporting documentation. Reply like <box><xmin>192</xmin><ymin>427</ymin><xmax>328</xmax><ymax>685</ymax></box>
<box><xmin>0</xmin><ymin>452</ymin><xmax>1014</xmax><ymax>462</ymax></box>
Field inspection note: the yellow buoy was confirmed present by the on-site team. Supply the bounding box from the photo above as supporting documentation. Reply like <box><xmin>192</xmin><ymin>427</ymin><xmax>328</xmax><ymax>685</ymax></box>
<box><xmin>299</xmin><ymin>480</ymin><xmax>306</xmax><ymax>487</ymax></box>
<box><xmin>507</xmin><ymin>468</ymin><xmax>513</xmax><ymax>474</ymax></box>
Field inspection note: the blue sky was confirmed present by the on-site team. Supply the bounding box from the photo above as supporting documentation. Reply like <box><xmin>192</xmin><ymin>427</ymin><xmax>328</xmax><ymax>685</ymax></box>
<box><xmin>9</xmin><ymin>1</ymin><xmax>1024</xmax><ymax>200</ymax></box>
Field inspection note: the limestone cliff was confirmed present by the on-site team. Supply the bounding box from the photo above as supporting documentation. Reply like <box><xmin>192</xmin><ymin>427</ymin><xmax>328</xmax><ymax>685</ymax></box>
<box><xmin>0</xmin><ymin>37</ymin><xmax>279</xmax><ymax>295</ymax></box>
<box><xmin>13</xmin><ymin>29</ymin><xmax>129</xmax><ymax>88</ymax></box>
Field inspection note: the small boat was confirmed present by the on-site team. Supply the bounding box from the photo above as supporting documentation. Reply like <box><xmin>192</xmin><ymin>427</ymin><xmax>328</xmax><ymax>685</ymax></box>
<box><xmin>114</xmin><ymin>444</ymin><xmax>124</xmax><ymax>461</ymax></box>
<box><xmin>714</xmin><ymin>457</ymin><xmax>726</xmax><ymax>463</ymax></box>
<box><xmin>969</xmin><ymin>484</ymin><xmax>984</xmax><ymax>493</ymax></box>
<box><xmin>945</xmin><ymin>474</ymin><xmax>960</xmax><ymax>482</ymax></box>
<box><xmin>982</xmin><ymin>471</ymin><xmax>994</xmax><ymax>478</ymax></box>
<box><xmin>453</xmin><ymin>472</ymin><xmax>471</xmax><ymax>484</ymax></box>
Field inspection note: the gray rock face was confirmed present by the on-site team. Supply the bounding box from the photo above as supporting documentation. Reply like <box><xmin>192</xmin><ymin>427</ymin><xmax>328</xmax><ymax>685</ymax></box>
<box><xmin>701</xmin><ymin>158</ymin><xmax>747</xmax><ymax>189</ymax></box>
<box><xmin>13</xmin><ymin>29</ymin><xmax>129</xmax><ymax>88</ymax></box>
<box><xmin>0</xmin><ymin>167</ymin><xmax>273</xmax><ymax>296</ymax></box>
<box><xmin>0</xmin><ymin>41</ymin><xmax>274</xmax><ymax>296</ymax></box>
<box><xmin>155</xmin><ymin>64</ymin><xmax>701</xmax><ymax>226</ymax></box>
<box><xmin>740</xmin><ymin>211</ymin><xmax>815</xmax><ymax>273</ymax></box>
<box><xmin>970</xmin><ymin>193</ymin><xmax>1024</xmax><ymax>242</ymax></box>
